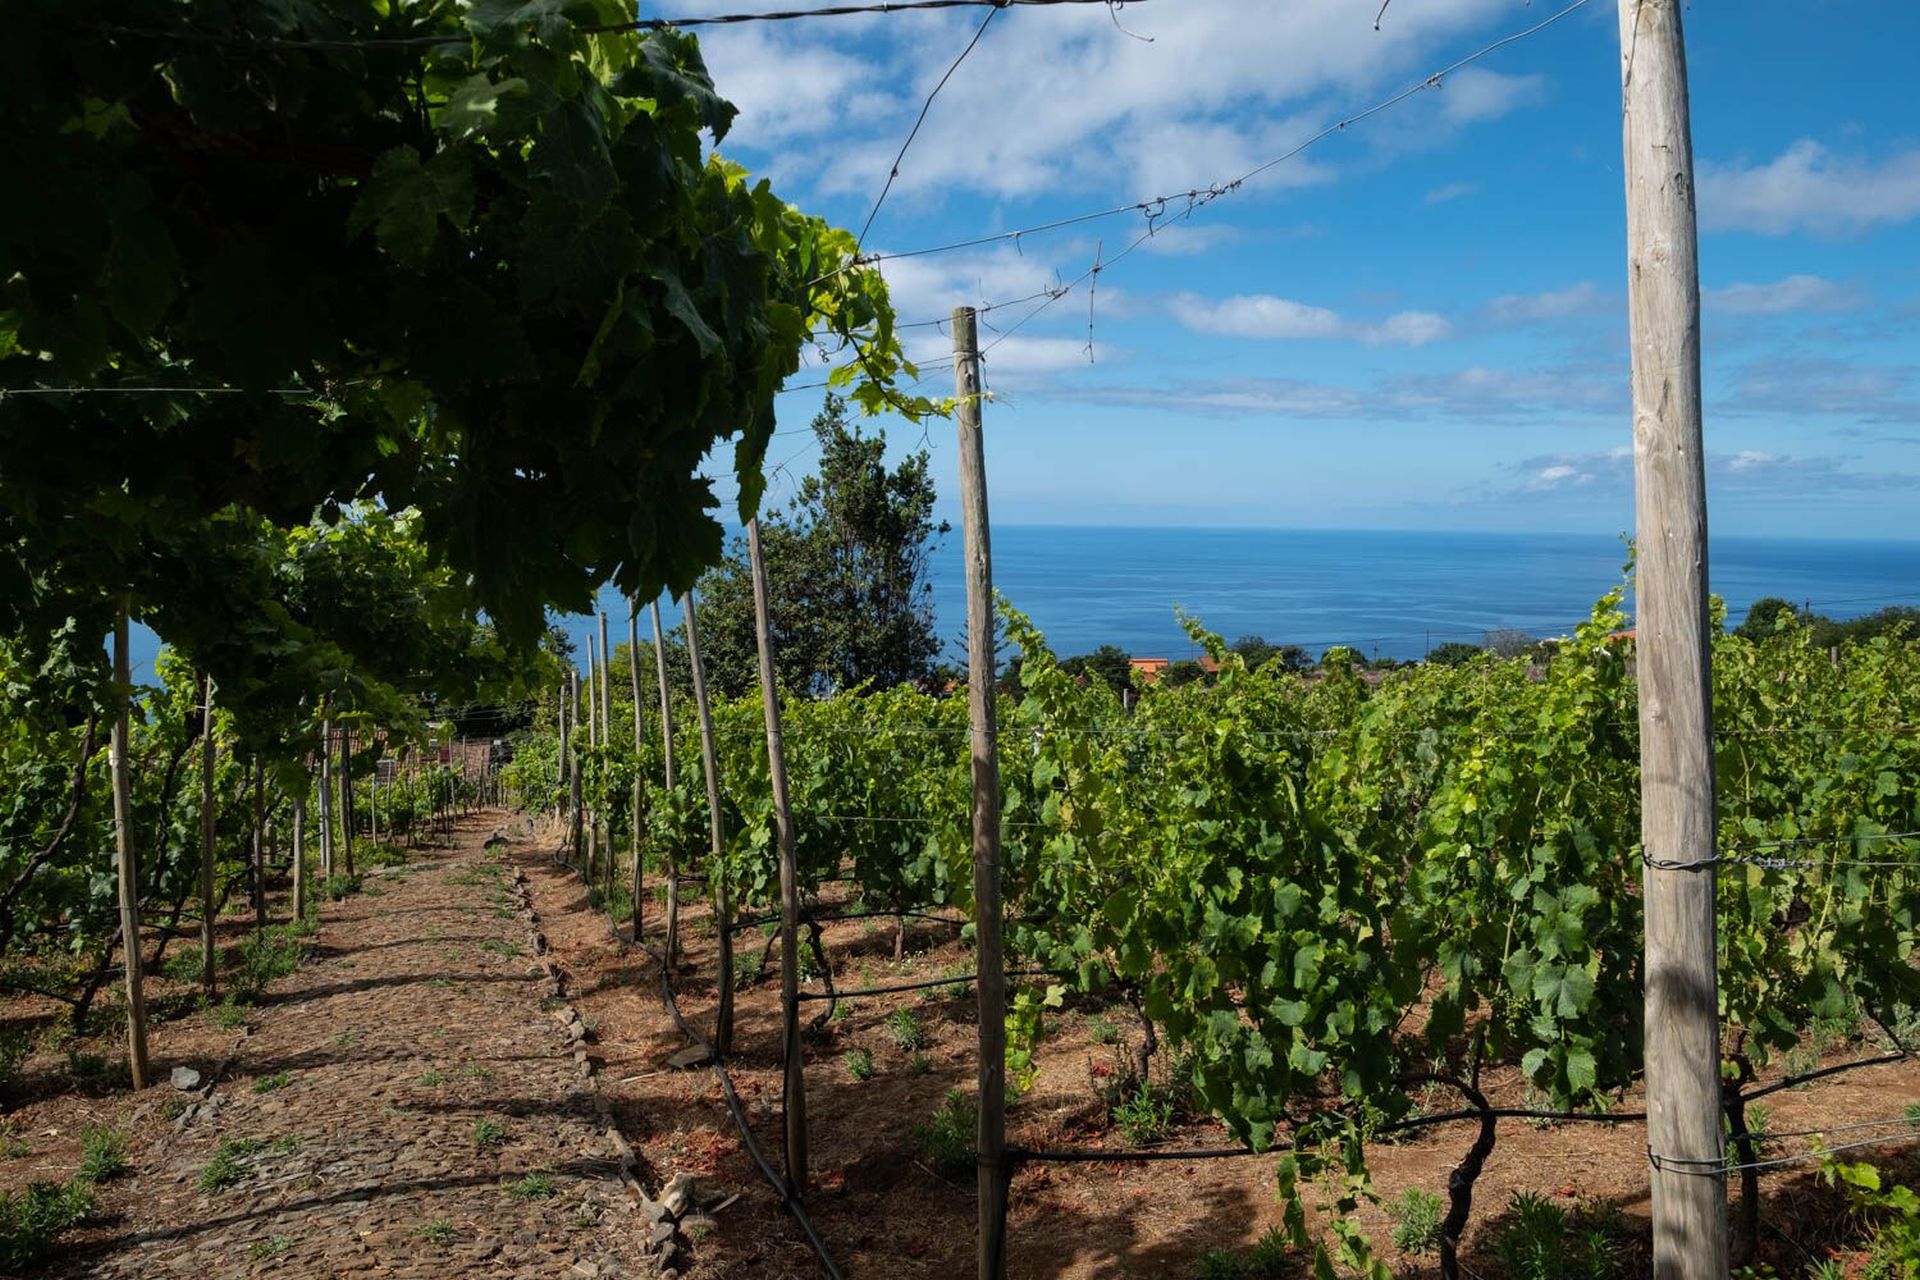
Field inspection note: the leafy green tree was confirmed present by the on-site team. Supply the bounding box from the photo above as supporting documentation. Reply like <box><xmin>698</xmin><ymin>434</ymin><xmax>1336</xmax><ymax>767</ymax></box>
<box><xmin>1736</xmin><ymin>597</ymin><xmax>1802</xmax><ymax>640</ymax></box>
<box><xmin>1425</xmin><ymin>641</ymin><xmax>1484</xmax><ymax>667</ymax></box>
<box><xmin>694</xmin><ymin>395</ymin><xmax>948</xmax><ymax>698</ymax></box>
<box><xmin>1061</xmin><ymin>645</ymin><xmax>1134</xmax><ymax>692</ymax></box>
<box><xmin>1229</xmin><ymin>635</ymin><xmax>1313</xmax><ymax>674</ymax></box>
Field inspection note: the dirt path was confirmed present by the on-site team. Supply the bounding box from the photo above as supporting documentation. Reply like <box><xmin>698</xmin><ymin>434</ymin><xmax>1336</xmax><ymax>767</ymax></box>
<box><xmin>56</xmin><ymin>815</ymin><xmax>651</xmax><ymax>1280</ymax></box>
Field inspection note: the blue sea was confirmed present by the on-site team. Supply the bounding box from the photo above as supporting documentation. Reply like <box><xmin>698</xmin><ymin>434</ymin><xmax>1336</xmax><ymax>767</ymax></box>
<box><xmin>570</xmin><ymin>527</ymin><xmax>1920</xmax><ymax>667</ymax></box>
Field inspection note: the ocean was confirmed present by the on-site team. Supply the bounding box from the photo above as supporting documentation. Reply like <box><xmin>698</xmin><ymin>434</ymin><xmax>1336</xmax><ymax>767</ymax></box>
<box><xmin>572</xmin><ymin>526</ymin><xmax>1920</xmax><ymax>667</ymax></box>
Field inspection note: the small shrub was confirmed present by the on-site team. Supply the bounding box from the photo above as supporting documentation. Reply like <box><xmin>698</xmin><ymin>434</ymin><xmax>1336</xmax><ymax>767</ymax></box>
<box><xmin>0</xmin><ymin>1179</ymin><xmax>94</xmax><ymax>1271</ymax></box>
<box><xmin>249</xmin><ymin>1236</ymin><xmax>293</xmax><ymax>1260</ymax></box>
<box><xmin>472</xmin><ymin>1118</ymin><xmax>508</xmax><ymax>1147</ymax></box>
<box><xmin>363</xmin><ymin>843</ymin><xmax>409</xmax><ymax>868</ymax></box>
<box><xmin>844</xmin><ymin>1048</ymin><xmax>875</xmax><ymax>1081</ymax></box>
<box><xmin>1112</xmin><ymin>1081</ymin><xmax>1174</xmax><ymax>1147</ymax></box>
<box><xmin>1087</xmin><ymin>1015</ymin><xmax>1120</xmax><ymax>1045</ymax></box>
<box><xmin>199</xmin><ymin>1137</ymin><xmax>262</xmax><ymax>1193</ymax></box>
<box><xmin>235</xmin><ymin>930</ymin><xmax>303</xmax><ymax>996</ymax></box>
<box><xmin>1242</xmin><ymin>1226</ymin><xmax>1295</xmax><ymax>1278</ymax></box>
<box><xmin>66</xmin><ymin>1050</ymin><xmax>129</xmax><ymax>1092</ymax></box>
<box><xmin>412</xmin><ymin>1219</ymin><xmax>457</xmax><ymax>1244</ymax></box>
<box><xmin>212</xmin><ymin>996</ymin><xmax>250</xmax><ymax>1029</ymax></box>
<box><xmin>251</xmin><ymin>1071</ymin><xmax>292</xmax><ymax>1095</ymax></box>
<box><xmin>162</xmin><ymin>950</ymin><xmax>207</xmax><ymax>985</ymax></box>
<box><xmin>323</xmin><ymin>873</ymin><xmax>361</xmax><ymax>901</ymax></box>
<box><xmin>418</xmin><ymin>1070</ymin><xmax>447</xmax><ymax>1087</ymax></box>
<box><xmin>505</xmin><ymin>1172</ymin><xmax>556</xmax><ymax>1199</ymax></box>
<box><xmin>1192</xmin><ymin>1247</ymin><xmax>1244</xmax><ymax>1280</ymax></box>
<box><xmin>911</xmin><ymin>1088</ymin><xmax>975</xmax><ymax>1177</ymax></box>
<box><xmin>1488</xmin><ymin>1192</ymin><xmax>1625</xmax><ymax>1280</ymax></box>
<box><xmin>908</xmin><ymin>1053</ymin><xmax>935</xmax><ymax>1076</ymax></box>
<box><xmin>885</xmin><ymin>1008</ymin><xmax>926</xmax><ymax>1052</ymax></box>
<box><xmin>832</xmin><ymin>998</ymin><xmax>857</xmax><ymax>1023</ymax></box>
<box><xmin>0</xmin><ymin>1028</ymin><xmax>31</xmax><ymax>1089</ymax></box>
<box><xmin>1388</xmin><ymin>1187</ymin><xmax>1445</xmax><ymax>1256</ymax></box>
<box><xmin>731</xmin><ymin>949</ymin><xmax>765</xmax><ymax>987</ymax></box>
<box><xmin>77</xmin><ymin>1125</ymin><xmax>128</xmax><ymax>1182</ymax></box>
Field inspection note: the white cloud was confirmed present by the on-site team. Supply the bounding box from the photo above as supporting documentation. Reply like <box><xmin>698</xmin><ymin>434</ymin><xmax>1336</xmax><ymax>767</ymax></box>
<box><xmin>1422</xmin><ymin>180</ymin><xmax>1478</xmax><ymax>206</ymax></box>
<box><xmin>1496</xmin><ymin>447</ymin><xmax>1920</xmax><ymax>500</ymax></box>
<box><xmin>1699</xmin><ymin>141</ymin><xmax>1920</xmax><ymax>236</ymax></box>
<box><xmin>1482</xmin><ymin>282</ymin><xmax>1609</xmax><ymax>324</ymax></box>
<box><xmin>1723</xmin><ymin>358</ymin><xmax>1920</xmax><ymax>422</ymax></box>
<box><xmin>1704</xmin><ymin>275</ymin><xmax>1864</xmax><ymax>316</ymax></box>
<box><xmin>693</xmin><ymin>0</ymin><xmax>1551</xmax><ymax>208</ymax></box>
<box><xmin>1726</xmin><ymin>450</ymin><xmax>1777</xmax><ymax>473</ymax></box>
<box><xmin>1169</xmin><ymin>292</ymin><xmax>1452</xmax><ymax>345</ymax></box>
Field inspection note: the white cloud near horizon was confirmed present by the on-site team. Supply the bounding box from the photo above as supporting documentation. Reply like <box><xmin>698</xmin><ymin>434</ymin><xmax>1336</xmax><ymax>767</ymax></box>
<box><xmin>1699</xmin><ymin>141</ymin><xmax>1920</xmax><ymax>236</ymax></box>
<box><xmin>1168</xmin><ymin>292</ymin><xmax>1452</xmax><ymax>345</ymax></box>
<box><xmin>1704</xmin><ymin>274</ymin><xmax>1864</xmax><ymax>316</ymax></box>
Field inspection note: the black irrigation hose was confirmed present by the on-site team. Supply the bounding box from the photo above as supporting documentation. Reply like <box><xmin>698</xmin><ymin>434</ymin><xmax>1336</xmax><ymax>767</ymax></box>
<box><xmin>794</xmin><ymin>967</ymin><xmax>1070</xmax><ymax>1002</ymax></box>
<box><xmin>655</xmin><ymin>944</ymin><xmax>847</xmax><ymax>1280</ymax></box>
<box><xmin>728</xmin><ymin>906</ymin><xmax>967</xmax><ymax>934</ymax></box>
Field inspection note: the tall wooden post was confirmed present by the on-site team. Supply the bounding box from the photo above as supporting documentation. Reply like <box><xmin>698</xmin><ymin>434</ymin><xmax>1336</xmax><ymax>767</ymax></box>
<box><xmin>292</xmin><ymin>790</ymin><xmax>308</xmax><ymax>921</ymax></box>
<box><xmin>586</xmin><ymin>640</ymin><xmax>600</xmax><ymax>882</ymax></box>
<box><xmin>338</xmin><ymin>726</ymin><xmax>355</xmax><ymax>877</ymax></box>
<box><xmin>953</xmin><ymin>306</ymin><xmax>1007</xmax><ymax>1280</ymax></box>
<box><xmin>749</xmin><ymin>519</ymin><xmax>807</xmax><ymax>1188</ymax></box>
<box><xmin>598</xmin><ymin>610</ymin><xmax>615</xmax><ymax>898</ymax></box>
<box><xmin>1618</xmin><ymin>3</ymin><xmax>1725</xmax><ymax>1275</ymax></box>
<box><xmin>628</xmin><ymin>605</ymin><xmax>648</xmax><ymax>939</ymax></box>
<box><xmin>682</xmin><ymin>591</ymin><xmax>734</xmax><ymax>1056</ymax></box>
<box><xmin>319</xmin><ymin>716</ymin><xmax>334</xmax><ymax>879</ymax></box>
<box><xmin>652</xmin><ymin>603</ymin><xmax>682</xmax><ymax>966</ymax></box>
<box><xmin>110</xmin><ymin>610</ymin><xmax>150</xmax><ymax>1089</ymax></box>
<box><xmin>200</xmin><ymin>674</ymin><xmax>218</xmax><ymax>1000</ymax></box>
<box><xmin>250</xmin><ymin>760</ymin><xmax>266</xmax><ymax>930</ymax></box>
<box><xmin>568</xmin><ymin>669</ymin><xmax>585</xmax><ymax>864</ymax></box>
<box><xmin>557</xmin><ymin>682</ymin><xmax>570</xmax><ymax>830</ymax></box>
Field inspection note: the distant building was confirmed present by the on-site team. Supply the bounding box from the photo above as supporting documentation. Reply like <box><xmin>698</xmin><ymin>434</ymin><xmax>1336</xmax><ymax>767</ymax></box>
<box><xmin>1129</xmin><ymin>657</ymin><xmax>1170</xmax><ymax>683</ymax></box>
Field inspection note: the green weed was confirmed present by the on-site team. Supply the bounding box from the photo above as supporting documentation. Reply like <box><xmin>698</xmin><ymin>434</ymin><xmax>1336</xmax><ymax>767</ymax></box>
<box><xmin>1388</xmin><ymin>1187</ymin><xmax>1445</xmax><ymax>1255</ymax></box>
<box><xmin>472</xmin><ymin>1118</ymin><xmax>508</xmax><ymax>1147</ymax></box>
<box><xmin>505</xmin><ymin>1172</ymin><xmax>556</xmax><ymax>1199</ymax></box>
<box><xmin>198</xmin><ymin>1137</ymin><xmax>263</xmax><ymax>1193</ymax></box>
<box><xmin>76</xmin><ymin>1125</ymin><xmax>127</xmax><ymax>1182</ymax></box>
<box><xmin>251</xmin><ymin>1071</ymin><xmax>291</xmax><ymax>1095</ymax></box>
<box><xmin>911</xmin><ymin>1088</ymin><xmax>975</xmax><ymax>1177</ymax></box>
<box><xmin>844</xmin><ymin>1047</ymin><xmax>875</xmax><ymax>1081</ymax></box>
<box><xmin>0</xmin><ymin>1179</ymin><xmax>94</xmax><ymax>1271</ymax></box>
<box><xmin>885</xmin><ymin>1008</ymin><xmax>926</xmax><ymax>1052</ymax></box>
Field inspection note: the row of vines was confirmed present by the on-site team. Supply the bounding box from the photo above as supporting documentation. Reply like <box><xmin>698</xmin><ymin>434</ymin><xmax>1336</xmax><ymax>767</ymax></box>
<box><xmin>508</xmin><ymin>587</ymin><xmax>1920</xmax><ymax>1273</ymax></box>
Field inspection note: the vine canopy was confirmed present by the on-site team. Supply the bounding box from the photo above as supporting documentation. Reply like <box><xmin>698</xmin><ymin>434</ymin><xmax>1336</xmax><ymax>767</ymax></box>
<box><xmin>0</xmin><ymin>0</ymin><xmax>912</xmax><ymax>645</ymax></box>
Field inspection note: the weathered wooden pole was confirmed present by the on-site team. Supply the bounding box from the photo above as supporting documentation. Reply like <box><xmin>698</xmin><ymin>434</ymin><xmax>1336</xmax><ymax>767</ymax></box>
<box><xmin>748</xmin><ymin>518</ymin><xmax>807</xmax><ymax>1188</ymax></box>
<box><xmin>110</xmin><ymin>610</ymin><xmax>150</xmax><ymax>1089</ymax></box>
<box><xmin>586</xmin><ymin>639</ymin><xmax>600</xmax><ymax>882</ymax></box>
<box><xmin>681</xmin><ymin>590</ymin><xmax>734</xmax><ymax>1056</ymax></box>
<box><xmin>200</xmin><ymin>673</ymin><xmax>218</xmax><ymax>1001</ymax></box>
<box><xmin>953</xmin><ymin>306</ymin><xmax>1007</xmax><ymax>1280</ymax></box>
<box><xmin>319</xmin><ymin>715</ymin><xmax>334</xmax><ymax>879</ymax></box>
<box><xmin>1618</xmin><ymin>2</ymin><xmax>1726</xmax><ymax>1275</ymax></box>
<box><xmin>557</xmin><ymin>681</ymin><xmax>570</xmax><ymax>832</ymax></box>
<box><xmin>628</xmin><ymin>604</ymin><xmax>648</xmax><ymax>939</ymax></box>
<box><xmin>291</xmin><ymin>790</ymin><xmax>308</xmax><ymax>921</ymax></box>
<box><xmin>567</xmin><ymin>669</ymin><xmax>585</xmax><ymax>865</ymax></box>
<box><xmin>339</xmin><ymin>725</ymin><xmax>355</xmax><ymax>877</ymax></box>
<box><xmin>250</xmin><ymin>760</ymin><xmax>266</xmax><ymax>930</ymax></box>
<box><xmin>652</xmin><ymin>603</ymin><xmax>682</xmax><ymax>967</ymax></box>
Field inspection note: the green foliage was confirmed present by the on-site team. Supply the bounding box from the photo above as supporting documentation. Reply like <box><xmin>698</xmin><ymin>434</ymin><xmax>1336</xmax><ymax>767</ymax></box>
<box><xmin>691</xmin><ymin>394</ymin><xmax>948</xmax><ymax>698</ymax></box>
<box><xmin>911</xmin><ymin>1088</ymin><xmax>975</xmax><ymax>1177</ymax></box>
<box><xmin>211</xmin><ymin>997</ymin><xmax>250</xmax><ymax>1030</ymax></box>
<box><xmin>198</xmin><ymin>1137</ymin><xmax>263</xmax><ymax>1193</ymax></box>
<box><xmin>843</xmin><ymin>1047</ymin><xmax>875</xmax><ymax>1081</ymax></box>
<box><xmin>324</xmin><ymin>874</ymin><xmax>363</xmax><ymax>902</ymax></box>
<box><xmin>1191</xmin><ymin>1227</ymin><xmax>1297</xmax><ymax>1279</ymax></box>
<box><xmin>885</xmin><ymin>1008</ymin><xmax>926</xmax><ymax>1052</ymax></box>
<box><xmin>0</xmin><ymin>1178</ymin><xmax>94</xmax><ymax>1272</ymax></box>
<box><xmin>472</xmin><ymin>1118</ymin><xmax>508</xmax><ymax>1148</ymax></box>
<box><xmin>0</xmin><ymin>1028</ymin><xmax>31</xmax><ymax>1091</ymax></box>
<box><xmin>251</xmin><ymin>1072</ymin><xmax>291</xmax><ymax>1095</ymax></box>
<box><xmin>1487</xmin><ymin>1193</ymin><xmax>1626</xmax><ymax>1280</ymax></box>
<box><xmin>1387</xmin><ymin>1187</ymin><xmax>1445</xmax><ymax>1255</ymax></box>
<box><xmin>1112</xmin><ymin>1081</ymin><xmax>1175</xmax><ymax>1147</ymax></box>
<box><xmin>505</xmin><ymin>1173</ymin><xmax>557</xmax><ymax>1200</ymax></box>
<box><xmin>412</xmin><ymin>1220</ymin><xmax>457</xmax><ymax>1244</ymax></box>
<box><xmin>76</xmin><ymin>1125</ymin><xmax>127</xmax><ymax>1182</ymax></box>
<box><xmin>235</xmin><ymin>929</ymin><xmax>305</xmax><ymax>997</ymax></box>
<box><xmin>1822</xmin><ymin>1159</ymin><xmax>1920</xmax><ymax>1279</ymax></box>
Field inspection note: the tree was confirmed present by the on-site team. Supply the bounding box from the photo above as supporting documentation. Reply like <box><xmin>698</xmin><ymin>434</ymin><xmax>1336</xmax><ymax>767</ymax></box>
<box><xmin>1426</xmin><ymin>642</ymin><xmax>1483</xmax><ymax>667</ymax></box>
<box><xmin>1061</xmin><ymin>645</ymin><xmax>1134</xmax><ymax>692</ymax></box>
<box><xmin>1735</xmin><ymin>597</ymin><xmax>1800</xmax><ymax>640</ymax></box>
<box><xmin>694</xmin><ymin>395</ymin><xmax>948</xmax><ymax>697</ymax></box>
<box><xmin>1229</xmin><ymin>635</ymin><xmax>1313</xmax><ymax>674</ymax></box>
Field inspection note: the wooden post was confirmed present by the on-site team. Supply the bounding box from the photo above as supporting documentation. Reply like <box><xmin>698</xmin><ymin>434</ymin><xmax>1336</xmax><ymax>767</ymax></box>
<box><xmin>652</xmin><ymin>603</ymin><xmax>682</xmax><ymax>967</ymax></box>
<box><xmin>953</xmin><ymin>306</ymin><xmax>1007</xmax><ymax>1280</ymax></box>
<box><xmin>749</xmin><ymin>518</ymin><xmax>807</xmax><ymax>1189</ymax></box>
<box><xmin>586</xmin><ymin>640</ymin><xmax>600</xmax><ymax>883</ymax></box>
<box><xmin>1618</xmin><ymin>3</ymin><xmax>1726</xmax><ymax>1275</ymax></box>
<box><xmin>682</xmin><ymin>590</ymin><xmax>734</xmax><ymax>1056</ymax></box>
<box><xmin>292</xmin><ymin>790</ymin><xmax>308</xmax><ymax>921</ymax></box>
<box><xmin>110</xmin><ymin>610</ymin><xmax>150</xmax><ymax>1090</ymax></box>
<box><xmin>339</xmin><ymin>726</ymin><xmax>355</xmax><ymax>877</ymax></box>
<box><xmin>200</xmin><ymin>673</ymin><xmax>218</xmax><ymax>1001</ymax></box>
<box><xmin>319</xmin><ymin>716</ymin><xmax>333</xmax><ymax>880</ymax></box>
<box><xmin>251</xmin><ymin>760</ymin><xmax>266</xmax><ymax>930</ymax></box>
<box><xmin>628</xmin><ymin>604</ymin><xmax>648</xmax><ymax>940</ymax></box>
<box><xmin>599</xmin><ymin>609</ymin><xmax>615</xmax><ymax>898</ymax></box>
<box><xmin>567</xmin><ymin>670</ymin><xmax>585</xmax><ymax>864</ymax></box>
<box><xmin>557</xmin><ymin>681</ymin><xmax>570</xmax><ymax>831</ymax></box>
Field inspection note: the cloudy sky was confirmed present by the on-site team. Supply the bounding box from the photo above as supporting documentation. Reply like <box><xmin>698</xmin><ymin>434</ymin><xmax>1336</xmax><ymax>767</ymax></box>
<box><xmin>682</xmin><ymin>0</ymin><xmax>1920</xmax><ymax>538</ymax></box>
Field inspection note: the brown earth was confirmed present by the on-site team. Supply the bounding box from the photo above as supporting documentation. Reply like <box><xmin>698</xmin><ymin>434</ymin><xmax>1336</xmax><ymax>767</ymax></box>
<box><xmin>1</xmin><ymin>813</ymin><xmax>650</xmax><ymax>1279</ymax></box>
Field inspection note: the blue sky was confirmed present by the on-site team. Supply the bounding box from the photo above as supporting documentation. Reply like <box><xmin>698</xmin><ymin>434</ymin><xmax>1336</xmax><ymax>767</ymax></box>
<box><xmin>674</xmin><ymin>0</ymin><xmax>1920</xmax><ymax>538</ymax></box>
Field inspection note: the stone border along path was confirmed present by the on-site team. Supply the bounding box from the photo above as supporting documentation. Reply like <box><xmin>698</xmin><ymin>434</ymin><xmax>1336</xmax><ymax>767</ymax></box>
<box><xmin>63</xmin><ymin>815</ymin><xmax>655</xmax><ymax>1280</ymax></box>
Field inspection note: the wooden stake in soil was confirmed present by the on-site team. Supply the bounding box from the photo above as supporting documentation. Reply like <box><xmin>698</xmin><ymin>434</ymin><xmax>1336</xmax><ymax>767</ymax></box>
<box><xmin>599</xmin><ymin>609</ymin><xmax>615</xmax><ymax>898</ymax></box>
<box><xmin>199</xmin><ymin>673</ymin><xmax>217</xmax><ymax>1001</ymax></box>
<box><xmin>339</xmin><ymin>726</ymin><xmax>355</xmax><ymax>878</ymax></box>
<box><xmin>110</xmin><ymin>609</ymin><xmax>150</xmax><ymax>1090</ymax></box>
<box><xmin>953</xmin><ymin>305</ymin><xmax>1008</xmax><ymax>1280</ymax></box>
<box><xmin>681</xmin><ymin>590</ymin><xmax>734</xmax><ymax>1056</ymax></box>
<box><xmin>651</xmin><ymin>602</ymin><xmax>682</xmax><ymax>967</ymax></box>
<box><xmin>1617</xmin><ymin>2</ymin><xmax>1726</xmax><ymax>1275</ymax></box>
<box><xmin>292</xmin><ymin>789</ymin><xmax>308</xmax><ymax>921</ymax></box>
<box><xmin>586</xmin><ymin>639</ymin><xmax>600</xmax><ymax>883</ymax></box>
<box><xmin>250</xmin><ymin>759</ymin><xmax>266</xmax><ymax>930</ymax></box>
<box><xmin>568</xmin><ymin>669</ymin><xmax>585</xmax><ymax>866</ymax></box>
<box><xmin>319</xmin><ymin>715</ymin><xmax>334</xmax><ymax>880</ymax></box>
<box><xmin>628</xmin><ymin>603</ymin><xmax>648</xmax><ymax>940</ymax></box>
<box><xmin>748</xmin><ymin>518</ymin><xmax>807</xmax><ymax>1189</ymax></box>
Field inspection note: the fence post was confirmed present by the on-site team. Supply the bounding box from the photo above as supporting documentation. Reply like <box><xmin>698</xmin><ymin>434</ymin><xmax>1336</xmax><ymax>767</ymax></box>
<box><xmin>1618</xmin><ymin>2</ymin><xmax>1726</xmax><ymax>1275</ymax></box>
<box><xmin>953</xmin><ymin>305</ymin><xmax>1008</xmax><ymax>1280</ymax></box>
<box><xmin>682</xmin><ymin>590</ymin><xmax>734</xmax><ymax>1056</ymax></box>
<box><xmin>748</xmin><ymin>517</ymin><xmax>808</xmax><ymax>1189</ymax></box>
<box><xmin>629</xmin><ymin>603</ymin><xmax>649</xmax><ymax>941</ymax></box>
<box><xmin>110</xmin><ymin>608</ymin><xmax>150</xmax><ymax>1090</ymax></box>
<box><xmin>200</xmin><ymin>674</ymin><xmax>218</xmax><ymax>1002</ymax></box>
<box><xmin>568</xmin><ymin>669</ymin><xmax>585</xmax><ymax>865</ymax></box>
<box><xmin>587</xmin><ymin>639</ymin><xmax>600</xmax><ymax>883</ymax></box>
<box><xmin>652</xmin><ymin>603</ymin><xmax>682</xmax><ymax>967</ymax></box>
